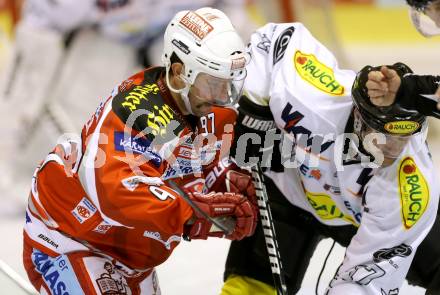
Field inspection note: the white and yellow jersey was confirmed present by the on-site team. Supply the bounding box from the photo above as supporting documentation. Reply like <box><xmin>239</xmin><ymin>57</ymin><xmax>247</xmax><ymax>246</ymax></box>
<box><xmin>245</xmin><ymin>22</ymin><xmax>439</xmax><ymax>294</ymax></box>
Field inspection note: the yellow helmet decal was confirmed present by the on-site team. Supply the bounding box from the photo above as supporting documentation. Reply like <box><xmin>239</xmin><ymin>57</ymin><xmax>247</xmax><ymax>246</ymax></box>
<box><xmin>293</xmin><ymin>50</ymin><xmax>344</xmax><ymax>96</ymax></box>
<box><xmin>384</xmin><ymin>121</ymin><xmax>420</xmax><ymax>135</ymax></box>
<box><xmin>398</xmin><ymin>156</ymin><xmax>429</xmax><ymax>229</ymax></box>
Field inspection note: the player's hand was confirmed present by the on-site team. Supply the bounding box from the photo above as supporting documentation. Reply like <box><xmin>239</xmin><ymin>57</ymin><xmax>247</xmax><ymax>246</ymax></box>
<box><xmin>184</xmin><ymin>191</ymin><xmax>256</xmax><ymax>240</ymax></box>
<box><xmin>204</xmin><ymin>159</ymin><xmax>258</xmax><ymax>234</ymax></box>
<box><xmin>54</xmin><ymin>141</ymin><xmax>78</xmax><ymax>177</ymax></box>
<box><xmin>366</xmin><ymin>66</ymin><xmax>401</xmax><ymax>106</ymax></box>
<box><xmin>224</xmin><ymin>169</ymin><xmax>258</xmax><ymax>232</ymax></box>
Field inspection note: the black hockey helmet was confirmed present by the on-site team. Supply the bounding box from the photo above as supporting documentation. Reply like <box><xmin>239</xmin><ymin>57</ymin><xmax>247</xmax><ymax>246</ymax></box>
<box><xmin>406</xmin><ymin>0</ymin><xmax>435</xmax><ymax>11</ymax></box>
<box><xmin>351</xmin><ymin>62</ymin><xmax>426</xmax><ymax>137</ymax></box>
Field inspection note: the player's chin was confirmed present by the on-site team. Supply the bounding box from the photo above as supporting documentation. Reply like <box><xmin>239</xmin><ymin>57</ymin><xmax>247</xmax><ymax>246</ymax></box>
<box><xmin>193</xmin><ymin>104</ymin><xmax>213</xmax><ymax>116</ymax></box>
<box><xmin>381</xmin><ymin>157</ymin><xmax>397</xmax><ymax>167</ymax></box>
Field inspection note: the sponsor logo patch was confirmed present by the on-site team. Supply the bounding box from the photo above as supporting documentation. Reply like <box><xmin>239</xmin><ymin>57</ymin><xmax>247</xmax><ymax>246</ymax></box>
<box><xmin>294</xmin><ymin>50</ymin><xmax>344</xmax><ymax>95</ymax></box>
<box><xmin>282</xmin><ymin>102</ymin><xmax>334</xmax><ymax>154</ymax></box>
<box><xmin>172</xmin><ymin>39</ymin><xmax>190</xmax><ymax>55</ymax></box>
<box><xmin>71</xmin><ymin>197</ymin><xmax>97</xmax><ymax>224</ymax></box>
<box><xmin>114</xmin><ymin>132</ymin><xmax>162</xmax><ymax>166</ymax></box>
<box><xmin>241</xmin><ymin>115</ymin><xmax>275</xmax><ymax>131</ymax></box>
<box><xmin>114</xmin><ymin>132</ymin><xmax>151</xmax><ymax>154</ymax></box>
<box><xmin>384</xmin><ymin>121</ymin><xmax>420</xmax><ymax>135</ymax></box>
<box><xmin>147</xmin><ymin>104</ymin><xmax>176</xmax><ymax>138</ymax></box>
<box><xmin>143</xmin><ymin>230</ymin><xmax>181</xmax><ymax>250</ymax></box>
<box><xmin>118</xmin><ymin>79</ymin><xmax>134</xmax><ymax>93</ymax></box>
<box><xmin>179</xmin><ymin>11</ymin><xmax>213</xmax><ymax>40</ymax></box>
<box><xmin>299</xmin><ymin>164</ymin><xmax>322</xmax><ymax>180</ymax></box>
<box><xmin>373</xmin><ymin>244</ymin><xmax>412</xmax><ymax>263</ymax></box>
<box><xmin>305</xmin><ymin>191</ymin><xmax>356</xmax><ymax>225</ymax></box>
<box><xmin>121</xmin><ymin>175</ymin><xmax>163</xmax><ymax>192</ymax></box>
<box><xmin>231</xmin><ymin>56</ymin><xmax>246</xmax><ymax>70</ymax></box>
<box><xmin>398</xmin><ymin>157</ymin><xmax>429</xmax><ymax>229</ymax></box>
<box><xmin>37</xmin><ymin>233</ymin><xmax>59</xmax><ymax>249</ymax></box>
<box><xmin>31</xmin><ymin>249</ymin><xmax>80</xmax><ymax>294</ymax></box>
<box><xmin>257</xmin><ymin>33</ymin><xmax>271</xmax><ymax>53</ymax></box>
<box><xmin>273</xmin><ymin>26</ymin><xmax>295</xmax><ymax>65</ymax></box>
<box><xmin>121</xmin><ymin>83</ymin><xmax>159</xmax><ymax>112</ymax></box>
<box><xmin>178</xmin><ymin>147</ymin><xmax>194</xmax><ymax>159</ymax></box>
<box><xmin>162</xmin><ymin>157</ymin><xmax>203</xmax><ymax>180</ymax></box>
<box><xmin>95</xmin><ymin>261</ymin><xmax>128</xmax><ymax>294</ymax></box>
<box><xmin>93</xmin><ymin>220</ymin><xmax>112</xmax><ymax>234</ymax></box>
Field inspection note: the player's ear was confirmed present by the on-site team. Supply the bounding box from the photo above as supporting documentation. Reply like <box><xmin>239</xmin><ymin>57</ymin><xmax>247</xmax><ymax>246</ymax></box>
<box><xmin>171</xmin><ymin>62</ymin><xmax>183</xmax><ymax>78</ymax></box>
<box><xmin>170</xmin><ymin>62</ymin><xmax>185</xmax><ymax>88</ymax></box>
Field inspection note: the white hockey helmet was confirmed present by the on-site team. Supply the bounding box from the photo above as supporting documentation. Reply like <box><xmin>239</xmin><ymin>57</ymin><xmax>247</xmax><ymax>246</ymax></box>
<box><xmin>162</xmin><ymin>7</ymin><xmax>248</xmax><ymax>113</ymax></box>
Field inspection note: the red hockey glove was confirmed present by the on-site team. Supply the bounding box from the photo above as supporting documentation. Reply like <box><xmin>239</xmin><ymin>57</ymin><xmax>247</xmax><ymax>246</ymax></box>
<box><xmin>204</xmin><ymin>158</ymin><xmax>258</xmax><ymax>235</ymax></box>
<box><xmin>184</xmin><ymin>192</ymin><xmax>256</xmax><ymax>241</ymax></box>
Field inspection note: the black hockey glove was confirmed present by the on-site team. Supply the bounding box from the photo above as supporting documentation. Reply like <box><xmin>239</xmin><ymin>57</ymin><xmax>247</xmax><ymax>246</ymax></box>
<box><xmin>231</xmin><ymin>95</ymin><xmax>283</xmax><ymax>171</ymax></box>
<box><xmin>396</xmin><ymin>74</ymin><xmax>440</xmax><ymax>118</ymax></box>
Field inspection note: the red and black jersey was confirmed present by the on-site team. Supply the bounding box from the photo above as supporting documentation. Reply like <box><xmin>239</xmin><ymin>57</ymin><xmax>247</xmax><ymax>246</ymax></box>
<box><xmin>25</xmin><ymin>66</ymin><xmax>238</xmax><ymax>270</ymax></box>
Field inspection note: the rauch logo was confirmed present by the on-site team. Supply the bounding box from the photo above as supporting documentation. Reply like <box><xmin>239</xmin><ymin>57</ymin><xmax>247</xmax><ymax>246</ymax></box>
<box><xmin>398</xmin><ymin>157</ymin><xmax>429</xmax><ymax>229</ymax></box>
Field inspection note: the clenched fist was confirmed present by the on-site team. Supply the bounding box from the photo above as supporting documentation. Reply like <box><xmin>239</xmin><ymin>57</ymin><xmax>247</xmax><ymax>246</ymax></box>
<box><xmin>366</xmin><ymin>66</ymin><xmax>401</xmax><ymax>107</ymax></box>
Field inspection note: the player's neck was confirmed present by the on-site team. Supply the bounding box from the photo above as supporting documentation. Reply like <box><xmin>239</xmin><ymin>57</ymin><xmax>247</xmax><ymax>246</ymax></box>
<box><xmin>167</xmin><ymin>73</ymin><xmax>190</xmax><ymax>115</ymax></box>
<box><xmin>169</xmin><ymin>90</ymin><xmax>189</xmax><ymax>115</ymax></box>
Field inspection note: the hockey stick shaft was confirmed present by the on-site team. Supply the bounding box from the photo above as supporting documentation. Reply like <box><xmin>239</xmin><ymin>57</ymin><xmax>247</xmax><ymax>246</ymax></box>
<box><xmin>0</xmin><ymin>259</ymin><xmax>38</xmax><ymax>295</ymax></box>
<box><xmin>251</xmin><ymin>163</ymin><xmax>288</xmax><ymax>295</ymax></box>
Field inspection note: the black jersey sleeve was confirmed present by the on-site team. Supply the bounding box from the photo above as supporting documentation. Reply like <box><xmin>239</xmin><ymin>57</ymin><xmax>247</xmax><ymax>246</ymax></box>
<box><xmin>396</xmin><ymin>74</ymin><xmax>440</xmax><ymax>118</ymax></box>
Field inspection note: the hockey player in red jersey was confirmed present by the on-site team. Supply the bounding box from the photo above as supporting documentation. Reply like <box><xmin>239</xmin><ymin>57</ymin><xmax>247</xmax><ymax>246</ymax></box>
<box><xmin>22</xmin><ymin>7</ymin><xmax>257</xmax><ymax>294</ymax></box>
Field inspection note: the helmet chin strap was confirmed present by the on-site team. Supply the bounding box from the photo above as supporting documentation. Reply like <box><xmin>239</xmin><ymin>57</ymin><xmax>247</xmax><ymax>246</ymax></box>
<box><xmin>165</xmin><ymin>68</ymin><xmax>195</xmax><ymax>115</ymax></box>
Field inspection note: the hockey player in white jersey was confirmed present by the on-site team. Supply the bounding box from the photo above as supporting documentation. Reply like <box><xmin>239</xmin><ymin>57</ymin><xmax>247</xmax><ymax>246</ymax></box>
<box><xmin>221</xmin><ymin>22</ymin><xmax>440</xmax><ymax>295</ymax></box>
